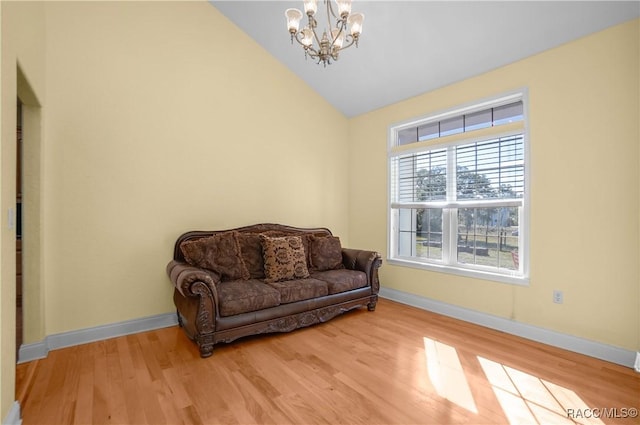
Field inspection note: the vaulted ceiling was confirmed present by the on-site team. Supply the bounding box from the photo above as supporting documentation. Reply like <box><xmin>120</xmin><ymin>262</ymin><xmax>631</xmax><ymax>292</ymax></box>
<box><xmin>211</xmin><ymin>1</ymin><xmax>640</xmax><ymax>117</ymax></box>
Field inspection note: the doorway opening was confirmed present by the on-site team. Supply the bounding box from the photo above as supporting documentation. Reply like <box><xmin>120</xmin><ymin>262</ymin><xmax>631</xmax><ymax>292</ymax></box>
<box><xmin>16</xmin><ymin>98</ymin><xmax>23</xmax><ymax>354</ymax></box>
<box><xmin>15</xmin><ymin>65</ymin><xmax>44</xmax><ymax>365</ymax></box>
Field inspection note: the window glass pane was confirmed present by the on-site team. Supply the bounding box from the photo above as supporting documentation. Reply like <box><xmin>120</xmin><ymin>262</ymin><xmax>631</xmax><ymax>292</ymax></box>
<box><xmin>493</xmin><ymin>101</ymin><xmax>523</xmax><ymax>125</ymax></box>
<box><xmin>464</xmin><ymin>109</ymin><xmax>492</xmax><ymax>131</ymax></box>
<box><xmin>416</xmin><ymin>208</ymin><xmax>443</xmax><ymax>260</ymax></box>
<box><xmin>498</xmin><ymin>135</ymin><xmax>525</xmax><ymax>198</ymax></box>
<box><xmin>440</xmin><ymin>116</ymin><xmax>463</xmax><ymax>136</ymax></box>
<box><xmin>418</xmin><ymin>122</ymin><xmax>439</xmax><ymax>141</ymax></box>
<box><xmin>398</xmin><ymin>208</ymin><xmax>416</xmax><ymax>257</ymax></box>
<box><xmin>456</xmin><ymin>136</ymin><xmax>524</xmax><ymax>200</ymax></box>
<box><xmin>397</xmin><ymin>155</ymin><xmax>416</xmax><ymax>202</ymax></box>
<box><xmin>457</xmin><ymin>207</ymin><xmax>478</xmax><ymax>261</ymax></box>
<box><xmin>415</xmin><ymin>149</ymin><xmax>447</xmax><ymax>201</ymax></box>
<box><xmin>398</xmin><ymin>230</ymin><xmax>413</xmax><ymax>257</ymax></box>
<box><xmin>396</xmin><ymin>150</ymin><xmax>447</xmax><ymax>202</ymax></box>
<box><xmin>398</xmin><ymin>127</ymin><xmax>418</xmax><ymax>145</ymax></box>
<box><xmin>457</xmin><ymin>207</ymin><xmax>519</xmax><ymax>270</ymax></box>
<box><xmin>399</xmin><ymin>208</ymin><xmax>414</xmax><ymax>232</ymax></box>
<box><xmin>397</xmin><ymin>208</ymin><xmax>443</xmax><ymax>260</ymax></box>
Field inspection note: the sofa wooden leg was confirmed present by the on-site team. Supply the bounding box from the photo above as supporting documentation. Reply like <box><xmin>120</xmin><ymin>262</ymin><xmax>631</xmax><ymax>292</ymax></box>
<box><xmin>200</xmin><ymin>346</ymin><xmax>214</xmax><ymax>358</ymax></box>
<box><xmin>367</xmin><ymin>302</ymin><xmax>377</xmax><ymax>311</ymax></box>
<box><xmin>198</xmin><ymin>334</ymin><xmax>214</xmax><ymax>358</ymax></box>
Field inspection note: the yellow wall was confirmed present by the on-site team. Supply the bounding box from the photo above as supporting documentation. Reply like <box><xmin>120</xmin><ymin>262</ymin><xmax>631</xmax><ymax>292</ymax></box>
<box><xmin>41</xmin><ymin>0</ymin><xmax>349</xmax><ymax>334</ymax></box>
<box><xmin>2</xmin><ymin>1</ymin><xmax>348</xmax><ymax>418</ymax></box>
<box><xmin>1</xmin><ymin>0</ymin><xmax>46</xmax><ymax>419</ymax></box>
<box><xmin>349</xmin><ymin>19</ymin><xmax>640</xmax><ymax>352</ymax></box>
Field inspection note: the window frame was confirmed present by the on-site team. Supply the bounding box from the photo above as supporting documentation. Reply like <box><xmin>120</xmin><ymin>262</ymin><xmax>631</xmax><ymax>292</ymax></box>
<box><xmin>387</xmin><ymin>90</ymin><xmax>530</xmax><ymax>285</ymax></box>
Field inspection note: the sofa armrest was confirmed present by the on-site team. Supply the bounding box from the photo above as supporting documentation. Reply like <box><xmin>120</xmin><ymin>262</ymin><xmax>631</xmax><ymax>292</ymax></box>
<box><xmin>166</xmin><ymin>260</ymin><xmax>220</xmax><ymax>302</ymax></box>
<box><xmin>341</xmin><ymin>248</ymin><xmax>382</xmax><ymax>294</ymax></box>
<box><xmin>167</xmin><ymin>260</ymin><xmax>220</xmax><ymax>357</ymax></box>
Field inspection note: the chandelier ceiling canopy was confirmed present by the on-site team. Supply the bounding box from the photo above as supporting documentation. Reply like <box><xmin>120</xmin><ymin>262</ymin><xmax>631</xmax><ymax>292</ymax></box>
<box><xmin>285</xmin><ymin>0</ymin><xmax>364</xmax><ymax>67</ymax></box>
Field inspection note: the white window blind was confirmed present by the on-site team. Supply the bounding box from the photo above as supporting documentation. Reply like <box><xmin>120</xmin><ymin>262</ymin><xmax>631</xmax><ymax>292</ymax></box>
<box><xmin>391</xmin><ymin>136</ymin><xmax>524</xmax><ymax>208</ymax></box>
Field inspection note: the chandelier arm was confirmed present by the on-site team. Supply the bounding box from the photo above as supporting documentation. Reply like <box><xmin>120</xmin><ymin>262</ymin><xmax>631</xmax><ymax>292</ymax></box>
<box><xmin>326</xmin><ymin>0</ymin><xmax>346</xmax><ymax>55</ymax></box>
<box><xmin>329</xmin><ymin>19</ymin><xmax>347</xmax><ymax>51</ymax></box>
<box><xmin>292</xmin><ymin>31</ymin><xmax>307</xmax><ymax>47</ymax></box>
<box><xmin>292</xmin><ymin>29</ymin><xmax>321</xmax><ymax>54</ymax></box>
<box><xmin>327</xmin><ymin>2</ymin><xmax>348</xmax><ymax>52</ymax></box>
<box><xmin>300</xmin><ymin>15</ymin><xmax>320</xmax><ymax>48</ymax></box>
<box><xmin>293</xmin><ymin>31</ymin><xmax>322</xmax><ymax>60</ymax></box>
<box><xmin>337</xmin><ymin>33</ymin><xmax>357</xmax><ymax>51</ymax></box>
<box><xmin>326</xmin><ymin>0</ymin><xmax>337</xmax><ymax>21</ymax></box>
<box><xmin>306</xmin><ymin>45</ymin><xmax>320</xmax><ymax>58</ymax></box>
<box><xmin>302</xmin><ymin>14</ymin><xmax>322</xmax><ymax>47</ymax></box>
<box><xmin>311</xmin><ymin>27</ymin><xmax>323</xmax><ymax>47</ymax></box>
<box><xmin>324</xmin><ymin>1</ymin><xmax>335</xmax><ymax>52</ymax></box>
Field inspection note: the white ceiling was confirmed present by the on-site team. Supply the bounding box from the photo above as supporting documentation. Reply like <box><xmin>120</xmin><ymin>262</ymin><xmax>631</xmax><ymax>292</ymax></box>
<box><xmin>210</xmin><ymin>1</ymin><xmax>639</xmax><ymax>117</ymax></box>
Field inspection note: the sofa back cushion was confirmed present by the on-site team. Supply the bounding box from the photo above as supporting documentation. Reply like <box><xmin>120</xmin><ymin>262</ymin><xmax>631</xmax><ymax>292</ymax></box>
<box><xmin>180</xmin><ymin>231</ymin><xmax>250</xmax><ymax>281</ymax></box>
<box><xmin>236</xmin><ymin>233</ymin><xmax>265</xmax><ymax>279</ymax></box>
<box><xmin>309</xmin><ymin>235</ymin><xmax>344</xmax><ymax>271</ymax></box>
<box><xmin>261</xmin><ymin>235</ymin><xmax>310</xmax><ymax>283</ymax></box>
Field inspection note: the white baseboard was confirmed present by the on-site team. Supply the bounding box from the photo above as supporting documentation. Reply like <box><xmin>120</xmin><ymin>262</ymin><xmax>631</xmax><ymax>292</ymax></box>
<box><xmin>635</xmin><ymin>352</ymin><xmax>640</xmax><ymax>373</ymax></box>
<box><xmin>379</xmin><ymin>287</ymin><xmax>638</xmax><ymax>370</ymax></box>
<box><xmin>2</xmin><ymin>401</ymin><xmax>21</xmax><ymax>425</ymax></box>
<box><xmin>18</xmin><ymin>312</ymin><xmax>178</xmax><ymax>364</ymax></box>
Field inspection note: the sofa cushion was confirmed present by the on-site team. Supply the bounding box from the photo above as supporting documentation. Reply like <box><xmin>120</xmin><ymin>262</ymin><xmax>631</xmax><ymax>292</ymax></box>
<box><xmin>261</xmin><ymin>235</ymin><xmax>310</xmax><ymax>283</ymax></box>
<box><xmin>236</xmin><ymin>233</ymin><xmax>265</xmax><ymax>279</ymax></box>
<box><xmin>265</xmin><ymin>278</ymin><xmax>328</xmax><ymax>304</ymax></box>
<box><xmin>309</xmin><ymin>235</ymin><xmax>344</xmax><ymax>271</ymax></box>
<box><xmin>180</xmin><ymin>231</ymin><xmax>250</xmax><ymax>281</ymax></box>
<box><xmin>311</xmin><ymin>269</ymin><xmax>368</xmax><ymax>294</ymax></box>
<box><xmin>216</xmin><ymin>279</ymin><xmax>281</xmax><ymax>317</ymax></box>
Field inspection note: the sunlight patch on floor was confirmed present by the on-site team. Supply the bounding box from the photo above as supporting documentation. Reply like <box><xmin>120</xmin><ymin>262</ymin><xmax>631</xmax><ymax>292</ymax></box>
<box><xmin>423</xmin><ymin>337</ymin><xmax>478</xmax><ymax>414</ymax></box>
<box><xmin>478</xmin><ymin>356</ymin><xmax>604</xmax><ymax>425</ymax></box>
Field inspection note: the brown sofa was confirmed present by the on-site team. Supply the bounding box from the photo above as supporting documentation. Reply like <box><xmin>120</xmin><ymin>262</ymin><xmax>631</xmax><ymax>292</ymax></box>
<box><xmin>166</xmin><ymin>223</ymin><xmax>382</xmax><ymax>357</ymax></box>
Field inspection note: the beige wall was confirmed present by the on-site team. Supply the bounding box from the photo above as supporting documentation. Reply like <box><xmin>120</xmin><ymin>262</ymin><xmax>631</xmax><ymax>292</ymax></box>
<box><xmin>349</xmin><ymin>18</ymin><xmax>640</xmax><ymax>352</ymax></box>
<box><xmin>42</xmin><ymin>1</ymin><xmax>349</xmax><ymax>334</ymax></box>
<box><xmin>1</xmin><ymin>0</ymin><xmax>46</xmax><ymax>419</ymax></box>
<box><xmin>2</xmin><ymin>1</ymin><xmax>349</xmax><ymax>418</ymax></box>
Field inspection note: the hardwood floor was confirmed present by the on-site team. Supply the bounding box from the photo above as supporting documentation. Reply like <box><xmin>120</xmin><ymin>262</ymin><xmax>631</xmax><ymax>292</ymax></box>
<box><xmin>16</xmin><ymin>298</ymin><xmax>640</xmax><ymax>425</ymax></box>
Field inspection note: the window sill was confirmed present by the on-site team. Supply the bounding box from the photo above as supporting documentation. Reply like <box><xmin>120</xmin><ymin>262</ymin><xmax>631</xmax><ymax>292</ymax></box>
<box><xmin>386</xmin><ymin>257</ymin><xmax>530</xmax><ymax>286</ymax></box>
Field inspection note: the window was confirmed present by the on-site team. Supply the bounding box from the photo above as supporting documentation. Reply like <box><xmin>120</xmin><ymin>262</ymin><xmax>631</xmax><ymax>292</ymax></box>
<box><xmin>388</xmin><ymin>92</ymin><xmax>528</xmax><ymax>284</ymax></box>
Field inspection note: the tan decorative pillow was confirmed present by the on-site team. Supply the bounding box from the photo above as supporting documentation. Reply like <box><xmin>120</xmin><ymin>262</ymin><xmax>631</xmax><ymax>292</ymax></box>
<box><xmin>260</xmin><ymin>235</ymin><xmax>310</xmax><ymax>283</ymax></box>
<box><xmin>180</xmin><ymin>231</ymin><xmax>250</xmax><ymax>281</ymax></box>
<box><xmin>309</xmin><ymin>235</ymin><xmax>344</xmax><ymax>271</ymax></box>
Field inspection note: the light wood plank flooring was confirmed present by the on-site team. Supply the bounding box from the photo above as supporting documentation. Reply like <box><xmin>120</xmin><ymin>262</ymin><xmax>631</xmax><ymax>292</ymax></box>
<box><xmin>16</xmin><ymin>298</ymin><xmax>640</xmax><ymax>424</ymax></box>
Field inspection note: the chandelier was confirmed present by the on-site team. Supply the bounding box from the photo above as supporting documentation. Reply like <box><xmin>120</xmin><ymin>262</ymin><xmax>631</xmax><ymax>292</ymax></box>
<box><xmin>285</xmin><ymin>0</ymin><xmax>364</xmax><ymax>66</ymax></box>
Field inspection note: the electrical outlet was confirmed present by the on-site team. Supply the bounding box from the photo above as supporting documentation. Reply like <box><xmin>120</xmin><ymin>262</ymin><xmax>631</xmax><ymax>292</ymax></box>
<box><xmin>553</xmin><ymin>290</ymin><xmax>564</xmax><ymax>304</ymax></box>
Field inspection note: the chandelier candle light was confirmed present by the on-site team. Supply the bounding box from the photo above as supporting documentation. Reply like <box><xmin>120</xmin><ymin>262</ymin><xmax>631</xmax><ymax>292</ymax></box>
<box><xmin>285</xmin><ymin>0</ymin><xmax>364</xmax><ymax>66</ymax></box>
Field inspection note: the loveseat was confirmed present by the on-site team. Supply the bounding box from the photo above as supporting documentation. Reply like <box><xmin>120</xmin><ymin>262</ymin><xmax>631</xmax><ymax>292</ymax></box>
<box><xmin>166</xmin><ymin>223</ymin><xmax>382</xmax><ymax>357</ymax></box>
